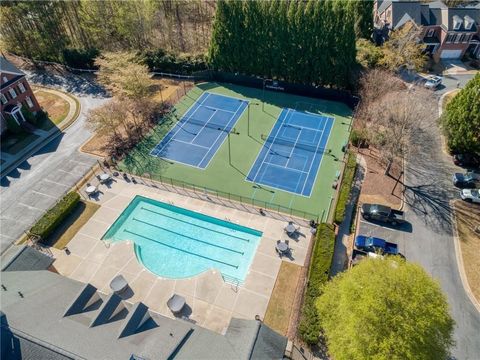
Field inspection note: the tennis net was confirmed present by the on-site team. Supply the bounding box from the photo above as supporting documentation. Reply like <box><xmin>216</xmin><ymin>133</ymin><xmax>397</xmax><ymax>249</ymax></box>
<box><xmin>178</xmin><ymin>115</ymin><xmax>232</xmax><ymax>133</ymax></box>
<box><xmin>265</xmin><ymin>137</ymin><xmax>325</xmax><ymax>154</ymax></box>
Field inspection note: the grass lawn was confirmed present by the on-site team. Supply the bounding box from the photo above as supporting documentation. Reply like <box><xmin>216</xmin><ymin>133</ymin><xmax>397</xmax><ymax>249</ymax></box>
<box><xmin>44</xmin><ymin>200</ymin><xmax>100</xmax><ymax>249</ymax></box>
<box><xmin>454</xmin><ymin>200</ymin><xmax>480</xmax><ymax>303</ymax></box>
<box><xmin>120</xmin><ymin>82</ymin><xmax>352</xmax><ymax>220</ymax></box>
<box><xmin>1</xmin><ymin>131</ymin><xmax>40</xmax><ymax>155</ymax></box>
<box><xmin>34</xmin><ymin>90</ymin><xmax>70</xmax><ymax>130</ymax></box>
<box><xmin>264</xmin><ymin>261</ymin><xmax>302</xmax><ymax>335</ymax></box>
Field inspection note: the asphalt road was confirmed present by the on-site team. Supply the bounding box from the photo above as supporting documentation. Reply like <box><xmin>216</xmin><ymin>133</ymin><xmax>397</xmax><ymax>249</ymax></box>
<box><xmin>402</xmin><ymin>73</ymin><xmax>480</xmax><ymax>359</ymax></box>
<box><xmin>0</xmin><ymin>70</ymin><xmax>108</xmax><ymax>253</ymax></box>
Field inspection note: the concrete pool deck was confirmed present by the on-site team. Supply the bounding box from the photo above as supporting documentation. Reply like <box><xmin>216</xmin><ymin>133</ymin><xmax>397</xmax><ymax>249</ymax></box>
<box><xmin>51</xmin><ymin>177</ymin><xmax>313</xmax><ymax>334</ymax></box>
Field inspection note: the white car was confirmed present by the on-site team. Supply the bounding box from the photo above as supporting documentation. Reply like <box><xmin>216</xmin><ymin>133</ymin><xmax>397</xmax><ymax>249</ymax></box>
<box><xmin>460</xmin><ymin>189</ymin><xmax>480</xmax><ymax>203</ymax></box>
<box><xmin>424</xmin><ymin>75</ymin><xmax>442</xmax><ymax>89</ymax></box>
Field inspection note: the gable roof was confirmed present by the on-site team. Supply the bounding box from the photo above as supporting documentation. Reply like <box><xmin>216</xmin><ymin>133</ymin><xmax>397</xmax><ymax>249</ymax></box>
<box><xmin>0</xmin><ymin>57</ymin><xmax>25</xmax><ymax>76</ymax></box>
<box><xmin>0</xmin><ymin>270</ymin><xmax>287</xmax><ymax>360</ymax></box>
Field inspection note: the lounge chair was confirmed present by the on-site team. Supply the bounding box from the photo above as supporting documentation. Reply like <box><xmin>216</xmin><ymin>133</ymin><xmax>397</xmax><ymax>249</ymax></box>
<box><xmin>167</xmin><ymin>294</ymin><xmax>186</xmax><ymax>314</ymax></box>
<box><xmin>110</xmin><ymin>274</ymin><xmax>128</xmax><ymax>294</ymax></box>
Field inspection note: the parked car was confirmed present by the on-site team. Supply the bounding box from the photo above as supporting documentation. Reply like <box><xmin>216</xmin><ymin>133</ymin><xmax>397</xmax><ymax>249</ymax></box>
<box><xmin>452</xmin><ymin>172</ymin><xmax>476</xmax><ymax>188</ymax></box>
<box><xmin>355</xmin><ymin>235</ymin><xmax>398</xmax><ymax>255</ymax></box>
<box><xmin>361</xmin><ymin>203</ymin><xmax>405</xmax><ymax>226</ymax></box>
<box><xmin>453</xmin><ymin>153</ymin><xmax>480</xmax><ymax>169</ymax></box>
<box><xmin>460</xmin><ymin>189</ymin><xmax>480</xmax><ymax>203</ymax></box>
<box><xmin>424</xmin><ymin>75</ymin><xmax>442</xmax><ymax>89</ymax></box>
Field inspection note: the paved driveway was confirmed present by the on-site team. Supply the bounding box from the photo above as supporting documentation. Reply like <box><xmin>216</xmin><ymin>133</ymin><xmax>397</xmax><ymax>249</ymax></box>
<box><xmin>402</xmin><ymin>73</ymin><xmax>480</xmax><ymax>359</ymax></box>
<box><xmin>0</xmin><ymin>70</ymin><xmax>108</xmax><ymax>253</ymax></box>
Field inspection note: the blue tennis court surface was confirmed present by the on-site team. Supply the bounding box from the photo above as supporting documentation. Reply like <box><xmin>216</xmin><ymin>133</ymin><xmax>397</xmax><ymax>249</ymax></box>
<box><xmin>246</xmin><ymin>109</ymin><xmax>334</xmax><ymax>197</ymax></box>
<box><xmin>151</xmin><ymin>92</ymin><xmax>248</xmax><ymax>168</ymax></box>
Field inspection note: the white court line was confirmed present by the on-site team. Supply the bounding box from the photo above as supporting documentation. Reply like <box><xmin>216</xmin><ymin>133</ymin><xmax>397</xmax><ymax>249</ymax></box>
<box><xmin>170</xmin><ymin>138</ymin><xmax>210</xmax><ymax>150</ymax></box>
<box><xmin>300</xmin><ymin>116</ymin><xmax>334</xmax><ymax>196</ymax></box>
<box><xmin>248</xmin><ymin>109</ymin><xmax>293</xmax><ymax>183</ymax></box>
<box><xmin>197</xmin><ymin>98</ymin><xmax>249</xmax><ymax>168</ymax></box>
<box><xmin>299</xmin><ymin>116</ymin><xmax>328</xmax><ymax>195</ymax></box>
<box><xmin>285</xmin><ymin>128</ymin><xmax>303</xmax><ymax>168</ymax></box>
<box><xmin>189</xmin><ymin>107</ymin><xmax>218</xmax><ymax>144</ymax></box>
<box><xmin>204</xmin><ymin>105</ymin><xmax>236</xmax><ymax>114</ymax></box>
<box><xmin>262</xmin><ymin>161</ymin><xmax>309</xmax><ymax>174</ymax></box>
<box><xmin>151</xmin><ymin>93</ymin><xmax>211</xmax><ymax>156</ymax></box>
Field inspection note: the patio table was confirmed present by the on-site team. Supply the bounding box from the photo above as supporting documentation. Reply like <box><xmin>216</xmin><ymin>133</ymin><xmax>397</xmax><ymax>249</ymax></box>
<box><xmin>285</xmin><ymin>223</ymin><xmax>296</xmax><ymax>234</ymax></box>
<box><xmin>276</xmin><ymin>242</ymin><xmax>289</xmax><ymax>253</ymax></box>
<box><xmin>86</xmin><ymin>185</ymin><xmax>97</xmax><ymax>195</ymax></box>
<box><xmin>100</xmin><ymin>173</ymin><xmax>111</xmax><ymax>181</ymax></box>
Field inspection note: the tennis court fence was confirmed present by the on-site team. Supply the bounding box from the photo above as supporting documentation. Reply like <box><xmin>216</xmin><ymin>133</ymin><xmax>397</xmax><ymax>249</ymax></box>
<box><xmin>116</xmin><ymin>167</ymin><xmax>321</xmax><ymax>225</ymax></box>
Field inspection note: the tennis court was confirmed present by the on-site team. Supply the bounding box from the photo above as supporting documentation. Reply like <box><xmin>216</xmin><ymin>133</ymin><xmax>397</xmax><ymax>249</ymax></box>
<box><xmin>246</xmin><ymin>109</ymin><xmax>334</xmax><ymax>197</ymax></box>
<box><xmin>150</xmin><ymin>92</ymin><xmax>248</xmax><ymax>168</ymax></box>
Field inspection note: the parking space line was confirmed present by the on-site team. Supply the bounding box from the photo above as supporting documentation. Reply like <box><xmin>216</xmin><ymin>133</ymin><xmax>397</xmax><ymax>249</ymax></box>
<box><xmin>358</xmin><ymin>220</ymin><xmax>398</xmax><ymax>232</ymax></box>
<box><xmin>31</xmin><ymin>190</ymin><xmax>58</xmax><ymax>199</ymax></box>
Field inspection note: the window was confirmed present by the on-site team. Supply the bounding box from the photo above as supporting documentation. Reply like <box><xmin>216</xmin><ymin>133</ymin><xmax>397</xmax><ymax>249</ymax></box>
<box><xmin>2</xmin><ymin>76</ymin><xmax>7</xmax><ymax>83</ymax></box>
<box><xmin>18</xmin><ymin>82</ymin><xmax>26</xmax><ymax>93</ymax></box>
<box><xmin>454</xmin><ymin>34</ymin><xmax>462</xmax><ymax>43</ymax></box>
<box><xmin>25</xmin><ymin>96</ymin><xmax>33</xmax><ymax>108</ymax></box>
<box><xmin>426</xmin><ymin>28</ymin><xmax>435</xmax><ymax>37</ymax></box>
<box><xmin>0</xmin><ymin>93</ymin><xmax>7</xmax><ymax>105</ymax></box>
<box><xmin>453</xmin><ymin>15</ymin><xmax>462</xmax><ymax>30</ymax></box>
<box><xmin>464</xmin><ymin>15</ymin><xmax>474</xmax><ymax>30</ymax></box>
<box><xmin>8</xmin><ymin>88</ymin><xmax>17</xmax><ymax>99</ymax></box>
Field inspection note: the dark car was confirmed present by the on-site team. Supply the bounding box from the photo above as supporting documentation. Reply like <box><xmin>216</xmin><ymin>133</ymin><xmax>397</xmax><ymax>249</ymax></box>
<box><xmin>453</xmin><ymin>153</ymin><xmax>480</xmax><ymax>169</ymax></box>
<box><xmin>354</xmin><ymin>235</ymin><xmax>398</xmax><ymax>255</ymax></box>
<box><xmin>452</xmin><ymin>172</ymin><xmax>476</xmax><ymax>188</ymax></box>
<box><xmin>360</xmin><ymin>203</ymin><xmax>405</xmax><ymax>226</ymax></box>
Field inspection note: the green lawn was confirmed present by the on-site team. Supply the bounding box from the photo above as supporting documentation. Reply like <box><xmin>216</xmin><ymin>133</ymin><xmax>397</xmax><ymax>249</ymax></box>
<box><xmin>120</xmin><ymin>82</ymin><xmax>352</xmax><ymax>220</ymax></box>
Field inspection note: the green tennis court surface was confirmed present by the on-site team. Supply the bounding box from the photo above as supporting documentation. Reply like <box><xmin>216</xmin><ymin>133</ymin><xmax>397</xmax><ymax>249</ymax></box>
<box><xmin>120</xmin><ymin>82</ymin><xmax>352</xmax><ymax>221</ymax></box>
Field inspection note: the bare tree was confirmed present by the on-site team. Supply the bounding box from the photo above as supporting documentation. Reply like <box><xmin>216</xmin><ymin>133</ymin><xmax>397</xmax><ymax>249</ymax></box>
<box><xmin>356</xmin><ymin>69</ymin><xmax>435</xmax><ymax>174</ymax></box>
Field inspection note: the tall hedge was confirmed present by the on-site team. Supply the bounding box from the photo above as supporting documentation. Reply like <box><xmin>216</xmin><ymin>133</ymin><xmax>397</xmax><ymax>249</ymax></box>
<box><xmin>30</xmin><ymin>192</ymin><xmax>80</xmax><ymax>240</ymax></box>
<box><xmin>441</xmin><ymin>73</ymin><xmax>480</xmax><ymax>154</ymax></box>
<box><xmin>208</xmin><ymin>0</ymin><xmax>357</xmax><ymax>89</ymax></box>
<box><xmin>298</xmin><ymin>223</ymin><xmax>336</xmax><ymax>345</ymax></box>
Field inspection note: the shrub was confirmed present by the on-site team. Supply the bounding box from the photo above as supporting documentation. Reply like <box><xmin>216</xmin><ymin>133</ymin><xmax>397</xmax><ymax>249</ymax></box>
<box><xmin>350</xmin><ymin>128</ymin><xmax>368</xmax><ymax>148</ymax></box>
<box><xmin>5</xmin><ymin>114</ymin><xmax>23</xmax><ymax>133</ymax></box>
<box><xmin>21</xmin><ymin>108</ymin><xmax>36</xmax><ymax>125</ymax></box>
<box><xmin>356</xmin><ymin>38</ymin><xmax>383</xmax><ymax>69</ymax></box>
<box><xmin>30</xmin><ymin>192</ymin><xmax>80</xmax><ymax>240</ymax></box>
<box><xmin>298</xmin><ymin>223</ymin><xmax>335</xmax><ymax>345</ymax></box>
<box><xmin>35</xmin><ymin>109</ymin><xmax>49</xmax><ymax>122</ymax></box>
<box><xmin>141</xmin><ymin>49</ymin><xmax>208</xmax><ymax>74</ymax></box>
<box><xmin>334</xmin><ymin>151</ymin><xmax>357</xmax><ymax>224</ymax></box>
<box><xmin>62</xmin><ymin>47</ymin><xmax>100</xmax><ymax>69</ymax></box>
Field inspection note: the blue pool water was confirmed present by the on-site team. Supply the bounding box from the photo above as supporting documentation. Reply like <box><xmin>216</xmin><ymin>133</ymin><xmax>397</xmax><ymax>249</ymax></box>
<box><xmin>102</xmin><ymin>196</ymin><xmax>262</xmax><ymax>283</ymax></box>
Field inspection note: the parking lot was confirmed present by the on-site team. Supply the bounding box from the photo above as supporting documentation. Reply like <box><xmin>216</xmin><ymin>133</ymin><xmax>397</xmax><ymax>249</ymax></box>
<box><xmin>356</xmin><ymin>215</ymin><xmax>411</xmax><ymax>258</ymax></box>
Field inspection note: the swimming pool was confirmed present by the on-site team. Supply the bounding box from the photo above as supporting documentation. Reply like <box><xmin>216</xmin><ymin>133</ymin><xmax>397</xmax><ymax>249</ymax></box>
<box><xmin>102</xmin><ymin>196</ymin><xmax>262</xmax><ymax>283</ymax></box>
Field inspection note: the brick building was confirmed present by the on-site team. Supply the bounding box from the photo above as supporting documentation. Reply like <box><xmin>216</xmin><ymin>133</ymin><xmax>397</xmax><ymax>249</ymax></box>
<box><xmin>0</xmin><ymin>57</ymin><xmax>41</xmax><ymax>135</ymax></box>
<box><xmin>374</xmin><ymin>0</ymin><xmax>480</xmax><ymax>62</ymax></box>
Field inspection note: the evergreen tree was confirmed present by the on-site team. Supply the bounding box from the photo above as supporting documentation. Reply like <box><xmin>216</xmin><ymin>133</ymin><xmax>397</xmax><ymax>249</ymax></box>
<box><xmin>442</xmin><ymin>73</ymin><xmax>480</xmax><ymax>153</ymax></box>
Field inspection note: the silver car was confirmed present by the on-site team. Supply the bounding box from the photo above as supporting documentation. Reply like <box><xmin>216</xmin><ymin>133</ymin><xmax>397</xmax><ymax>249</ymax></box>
<box><xmin>424</xmin><ymin>75</ymin><xmax>442</xmax><ymax>89</ymax></box>
<box><xmin>460</xmin><ymin>189</ymin><xmax>480</xmax><ymax>203</ymax></box>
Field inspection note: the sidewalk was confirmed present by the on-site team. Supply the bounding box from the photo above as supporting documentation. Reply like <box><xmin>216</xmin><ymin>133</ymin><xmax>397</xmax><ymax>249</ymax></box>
<box><xmin>330</xmin><ymin>155</ymin><xmax>366</xmax><ymax>277</ymax></box>
<box><xmin>0</xmin><ymin>88</ymin><xmax>80</xmax><ymax>177</ymax></box>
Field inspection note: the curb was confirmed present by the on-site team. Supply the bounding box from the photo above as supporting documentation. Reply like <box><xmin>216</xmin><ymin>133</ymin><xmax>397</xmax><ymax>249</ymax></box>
<box><xmin>0</xmin><ymin>88</ymin><xmax>81</xmax><ymax>179</ymax></box>
<box><xmin>450</xmin><ymin>200</ymin><xmax>480</xmax><ymax>314</ymax></box>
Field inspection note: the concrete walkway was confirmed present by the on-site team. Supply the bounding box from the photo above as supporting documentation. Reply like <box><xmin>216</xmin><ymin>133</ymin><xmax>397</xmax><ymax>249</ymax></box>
<box><xmin>330</xmin><ymin>154</ymin><xmax>366</xmax><ymax>277</ymax></box>
<box><xmin>0</xmin><ymin>88</ymin><xmax>79</xmax><ymax>177</ymax></box>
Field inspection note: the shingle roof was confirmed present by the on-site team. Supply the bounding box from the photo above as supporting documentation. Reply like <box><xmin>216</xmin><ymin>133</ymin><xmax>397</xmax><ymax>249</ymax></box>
<box><xmin>0</xmin><ymin>57</ymin><xmax>25</xmax><ymax>76</ymax></box>
<box><xmin>0</xmin><ymin>271</ymin><xmax>287</xmax><ymax>360</ymax></box>
<box><xmin>1</xmin><ymin>245</ymin><xmax>54</xmax><ymax>272</ymax></box>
